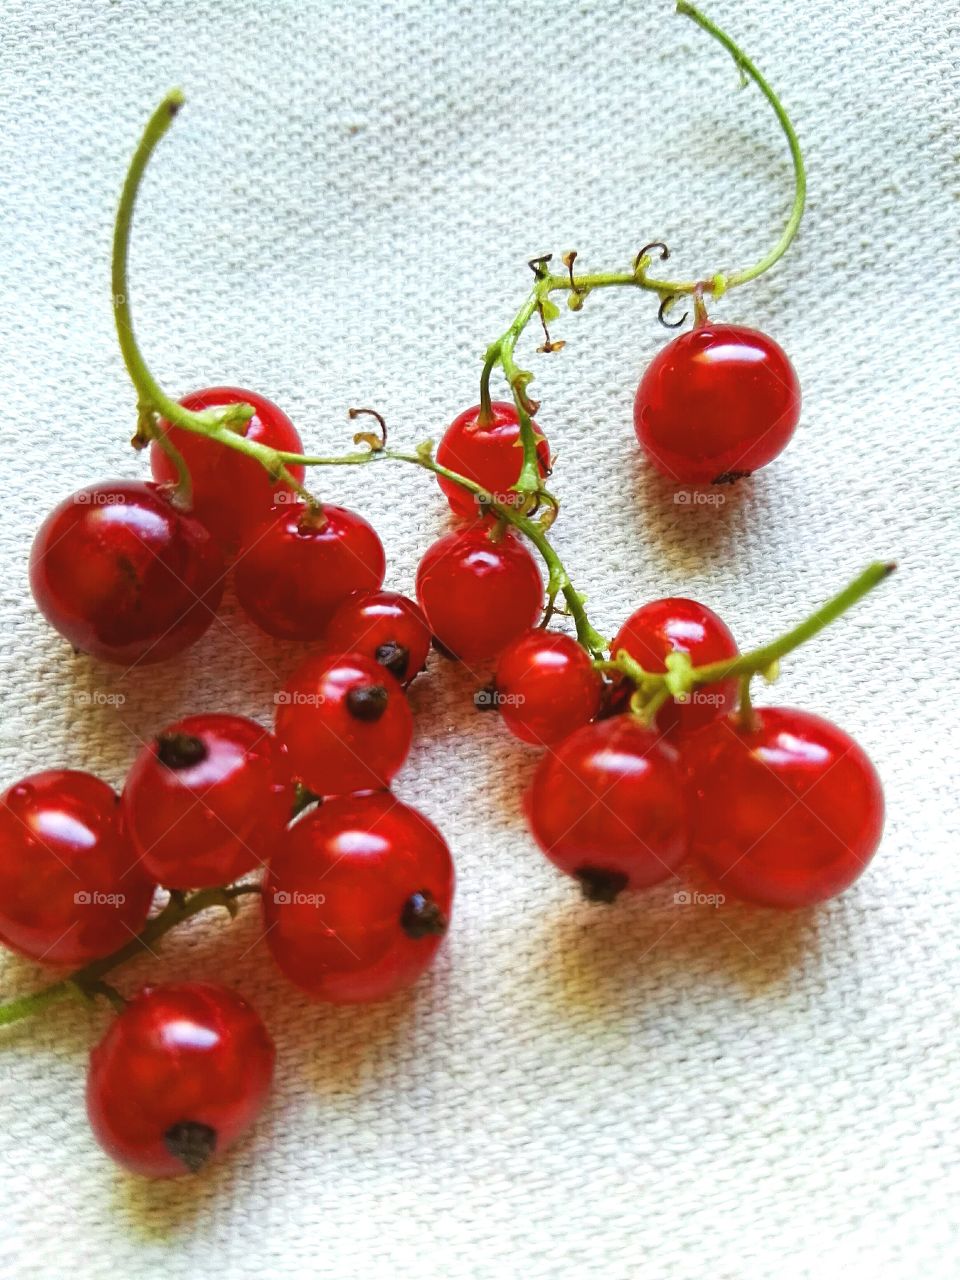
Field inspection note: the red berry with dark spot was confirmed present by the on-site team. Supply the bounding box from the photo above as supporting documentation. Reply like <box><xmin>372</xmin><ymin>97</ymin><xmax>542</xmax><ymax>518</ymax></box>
<box><xmin>122</xmin><ymin>715</ymin><xmax>293</xmax><ymax>890</ymax></box>
<box><xmin>494</xmin><ymin>629</ymin><xmax>601</xmax><ymax>745</ymax></box>
<box><xmin>525</xmin><ymin>716</ymin><xmax>688</xmax><ymax>901</ymax></box>
<box><xmin>436</xmin><ymin>401</ymin><xmax>551</xmax><ymax>516</ymax></box>
<box><xmin>0</xmin><ymin>770</ymin><xmax>155</xmax><ymax>965</ymax></box>
<box><xmin>150</xmin><ymin>387</ymin><xmax>305</xmax><ymax>557</ymax></box>
<box><xmin>234</xmin><ymin>503</ymin><xmax>386</xmax><ymax>641</ymax></box>
<box><xmin>416</xmin><ymin>524</ymin><xmax>543</xmax><ymax>665</ymax></box>
<box><xmin>263</xmin><ymin>793</ymin><xmax>453</xmax><ymax>1003</ymax></box>
<box><xmin>86</xmin><ymin>981</ymin><xmax>275</xmax><ymax>1177</ymax></box>
<box><xmin>324</xmin><ymin>590</ymin><xmax>431</xmax><ymax>685</ymax></box>
<box><xmin>635</xmin><ymin>324</ymin><xmax>800</xmax><ymax>484</ymax></box>
<box><xmin>683</xmin><ymin>707</ymin><xmax>884</xmax><ymax>907</ymax></box>
<box><xmin>29</xmin><ymin>481</ymin><xmax>225</xmax><ymax>666</ymax></box>
<box><xmin>275</xmin><ymin>651</ymin><xmax>412</xmax><ymax>796</ymax></box>
<box><xmin>610</xmin><ymin>597</ymin><xmax>738</xmax><ymax>738</ymax></box>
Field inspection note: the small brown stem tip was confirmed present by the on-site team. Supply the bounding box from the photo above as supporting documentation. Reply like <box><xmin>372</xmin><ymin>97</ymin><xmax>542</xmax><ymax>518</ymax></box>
<box><xmin>156</xmin><ymin>733</ymin><xmax>207</xmax><ymax>770</ymax></box>
<box><xmin>400</xmin><ymin>890</ymin><xmax>448</xmax><ymax>939</ymax></box>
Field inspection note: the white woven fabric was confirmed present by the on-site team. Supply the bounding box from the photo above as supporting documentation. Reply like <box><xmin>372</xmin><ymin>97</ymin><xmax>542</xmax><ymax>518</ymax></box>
<box><xmin>0</xmin><ymin>1</ymin><xmax>957</xmax><ymax>1276</ymax></box>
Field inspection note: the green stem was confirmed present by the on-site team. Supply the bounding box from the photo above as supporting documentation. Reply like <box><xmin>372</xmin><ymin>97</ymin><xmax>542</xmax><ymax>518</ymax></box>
<box><xmin>0</xmin><ymin>884</ymin><xmax>260</xmax><ymax>1028</ymax></box>
<box><xmin>478</xmin><ymin>1</ymin><xmax>805</xmax><ymax>491</ymax></box>
<box><xmin>112</xmin><ymin>91</ymin><xmax>307</xmax><ymax>502</ymax></box>
<box><xmin>601</xmin><ymin>563</ymin><xmax>895</xmax><ymax>693</ymax></box>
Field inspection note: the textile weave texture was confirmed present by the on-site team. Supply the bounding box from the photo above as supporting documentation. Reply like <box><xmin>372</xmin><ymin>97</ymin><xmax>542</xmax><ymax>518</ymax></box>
<box><xmin>0</xmin><ymin>1</ymin><xmax>957</xmax><ymax>1277</ymax></box>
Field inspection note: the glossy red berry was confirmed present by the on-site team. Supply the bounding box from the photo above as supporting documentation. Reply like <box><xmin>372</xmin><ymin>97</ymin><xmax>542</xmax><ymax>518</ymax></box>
<box><xmin>526</xmin><ymin>716</ymin><xmax>687</xmax><ymax>901</ymax></box>
<box><xmin>634</xmin><ymin>324</ymin><xmax>801</xmax><ymax>484</ymax></box>
<box><xmin>275</xmin><ymin>652</ymin><xmax>412</xmax><ymax>796</ymax></box>
<box><xmin>610</xmin><ymin>598</ymin><xmax>738</xmax><ymax>738</ymax></box>
<box><xmin>263</xmin><ymin>793</ymin><xmax>454</xmax><ymax>1003</ymax></box>
<box><xmin>493</xmin><ymin>629</ymin><xmax>601</xmax><ymax>745</ymax></box>
<box><xmin>0</xmin><ymin>771</ymin><xmax>155</xmax><ymax>965</ymax></box>
<box><xmin>29</xmin><ymin>481</ymin><xmax>225</xmax><ymax>665</ymax></box>
<box><xmin>86</xmin><ymin>982</ymin><xmax>275</xmax><ymax>1177</ymax></box>
<box><xmin>150</xmin><ymin>387</ymin><xmax>305</xmax><ymax>557</ymax></box>
<box><xmin>122</xmin><ymin>716</ymin><xmax>292</xmax><ymax>890</ymax></box>
<box><xmin>416</xmin><ymin>524</ymin><xmax>543</xmax><ymax>665</ymax></box>
<box><xmin>234</xmin><ymin>503</ymin><xmax>385</xmax><ymax>641</ymax></box>
<box><xmin>435</xmin><ymin>401</ymin><xmax>551</xmax><ymax>516</ymax></box>
<box><xmin>683</xmin><ymin>707</ymin><xmax>884</xmax><ymax>908</ymax></box>
<box><xmin>324</xmin><ymin>590</ymin><xmax>431</xmax><ymax>685</ymax></box>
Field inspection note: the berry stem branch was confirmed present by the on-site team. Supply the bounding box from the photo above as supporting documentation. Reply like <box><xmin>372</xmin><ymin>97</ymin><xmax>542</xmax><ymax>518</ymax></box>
<box><xmin>111</xmin><ymin>90</ymin><xmax>311</xmax><ymax>508</ymax></box>
<box><xmin>275</xmin><ymin>445</ymin><xmax>608</xmax><ymax>656</ymax></box>
<box><xmin>598</xmin><ymin>562</ymin><xmax>896</xmax><ymax>692</ymax></box>
<box><xmin>111</xmin><ymin>91</ymin><xmax>604</xmax><ymax>651</ymax></box>
<box><xmin>478</xmin><ymin>0</ymin><xmax>805</xmax><ymax>495</ymax></box>
<box><xmin>0</xmin><ymin>884</ymin><xmax>260</xmax><ymax>1028</ymax></box>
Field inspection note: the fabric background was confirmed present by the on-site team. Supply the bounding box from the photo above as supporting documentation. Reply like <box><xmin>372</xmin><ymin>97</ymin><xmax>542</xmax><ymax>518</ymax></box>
<box><xmin>0</xmin><ymin>1</ymin><xmax>957</xmax><ymax>1276</ymax></box>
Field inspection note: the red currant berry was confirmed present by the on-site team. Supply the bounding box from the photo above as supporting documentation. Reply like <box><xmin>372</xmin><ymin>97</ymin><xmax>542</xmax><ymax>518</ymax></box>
<box><xmin>610</xmin><ymin>598</ymin><xmax>738</xmax><ymax>738</ymax></box>
<box><xmin>0</xmin><ymin>771</ymin><xmax>155</xmax><ymax>965</ymax></box>
<box><xmin>234</xmin><ymin>503</ymin><xmax>385</xmax><ymax>641</ymax></box>
<box><xmin>683</xmin><ymin>707</ymin><xmax>884</xmax><ymax>908</ymax></box>
<box><xmin>525</xmin><ymin>716</ymin><xmax>687</xmax><ymax>901</ymax></box>
<box><xmin>122</xmin><ymin>716</ymin><xmax>292</xmax><ymax>890</ymax></box>
<box><xmin>86</xmin><ymin>981</ymin><xmax>275</xmax><ymax>1177</ymax></box>
<box><xmin>29</xmin><ymin>481</ymin><xmax>225</xmax><ymax>665</ymax></box>
<box><xmin>494</xmin><ymin>629</ymin><xmax>601</xmax><ymax>745</ymax></box>
<box><xmin>634</xmin><ymin>324</ymin><xmax>801</xmax><ymax>484</ymax></box>
<box><xmin>275</xmin><ymin>652</ymin><xmax>412</xmax><ymax>796</ymax></box>
<box><xmin>324</xmin><ymin>590</ymin><xmax>431</xmax><ymax>685</ymax></box>
<box><xmin>263</xmin><ymin>793</ymin><xmax>453</xmax><ymax>1003</ymax></box>
<box><xmin>435</xmin><ymin>401</ymin><xmax>551</xmax><ymax>517</ymax></box>
<box><xmin>150</xmin><ymin>387</ymin><xmax>305</xmax><ymax>557</ymax></box>
<box><xmin>415</xmin><ymin>524</ymin><xmax>544</xmax><ymax>664</ymax></box>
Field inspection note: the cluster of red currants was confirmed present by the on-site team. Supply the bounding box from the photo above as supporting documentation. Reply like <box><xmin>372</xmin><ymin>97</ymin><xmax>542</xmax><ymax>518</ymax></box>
<box><xmin>2</xmin><ymin>3</ymin><xmax>888</xmax><ymax>1184</ymax></box>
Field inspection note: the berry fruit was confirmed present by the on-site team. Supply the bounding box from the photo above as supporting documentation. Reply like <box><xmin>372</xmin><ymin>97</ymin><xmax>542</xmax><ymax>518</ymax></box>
<box><xmin>275</xmin><ymin>652</ymin><xmax>412</xmax><ymax>796</ymax></box>
<box><xmin>263</xmin><ymin>793</ymin><xmax>454</xmax><ymax>1003</ymax></box>
<box><xmin>150</xmin><ymin>387</ymin><xmax>305</xmax><ymax>556</ymax></box>
<box><xmin>683</xmin><ymin>707</ymin><xmax>884</xmax><ymax>907</ymax></box>
<box><xmin>435</xmin><ymin>401</ymin><xmax>551</xmax><ymax>516</ymax></box>
<box><xmin>634</xmin><ymin>324</ymin><xmax>801</xmax><ymax>484</ymax></box>
<box><xmin>234</xmin><ymin>502</ymin><xmax>385</xmax><ymax>641</ymax></box>
<box><xmin>526</xmin><ymin>716</ymin><xmax>687</xmax><ymax>901</ymax></box>
<box><xmin>86</xmin><ymin>982</ymin><xmax>275</xmax><ymax>1177</ymax></box>
<box><xmin>416</xmin><ymin>524</ymin><xmax>544</xmax><ymax>665</ymax></box>
<box><xmin>122</xmin><ymin>715</ymin><xmax>292</xmax><ymax>890</ymax></box>
<box><xmin>324</xmin><ymin>590</ymin><xmax>431</xmax><ymax>685</ymax></box>
<box><xmin>610</xmin><ymin>597</ymin><xmax>738</xmax><ymax>738</ymax></box>
<box><xmin>0</xmin><ymin>770</ymin><xmax>155</xmax><ymax>965</ymax></box>
<box><xmin>494</xmin><ymin>629</ymin><xmax>601</xmax><ymax>745</ymax></box>
<box><xmin>29</xmin><ymin>481</ymin><xmax>225</xmax><ymax>665</ymax></box>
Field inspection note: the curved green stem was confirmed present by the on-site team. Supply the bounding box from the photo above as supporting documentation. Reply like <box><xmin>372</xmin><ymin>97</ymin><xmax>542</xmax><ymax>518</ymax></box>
<box><xmin>599</xmin><ymin>563</ymin><xmax>895</xmax><ymax>694</ymax></box>
<box><xmin>112</xmin><ymin>91</ymin><xmax>307</xmax><ymax>502</ymax></box>
<box><xmin>0</xmin><ymin>884</ymin><xmax>260</xmax><ymax>1028</ymax></box>
<box><xmin>478</xmin><ymin>1</ymin><xmax>805</xmax><ymax>492</ymax></box>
